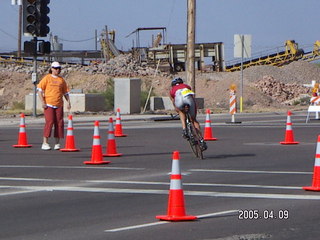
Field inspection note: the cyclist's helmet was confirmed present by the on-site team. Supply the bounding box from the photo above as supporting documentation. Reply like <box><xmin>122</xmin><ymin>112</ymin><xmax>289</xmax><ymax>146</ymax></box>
<box><xmin>171</xmin><ymin>77</ymin><xmax>183</xmax><ymax>86</ymax></box>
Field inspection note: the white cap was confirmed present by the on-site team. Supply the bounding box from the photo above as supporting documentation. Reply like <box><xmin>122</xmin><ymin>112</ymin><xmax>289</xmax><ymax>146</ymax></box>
<box><xmin>51</xmin><ymin>61</ymin><xmax>61</xmax><ymax>68</ymax></box>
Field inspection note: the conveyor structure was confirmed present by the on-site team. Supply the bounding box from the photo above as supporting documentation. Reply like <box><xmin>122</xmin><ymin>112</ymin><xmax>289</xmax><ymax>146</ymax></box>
<box><xmin>225</xmin><ymin>40</ymin><xmax>305</xmax><ymax>72</ymax></box>
<box><xmin>300</xmin><ymin>40</ymin><xmax>320</xmax><ymax>62</ymax></box>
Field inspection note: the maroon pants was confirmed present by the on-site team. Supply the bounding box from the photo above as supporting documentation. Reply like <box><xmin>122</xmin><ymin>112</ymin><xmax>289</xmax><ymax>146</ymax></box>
<box><xmin>43</xmin><ymin>106</ymin><xmax>64</xmax><ymax>138</ymax></box>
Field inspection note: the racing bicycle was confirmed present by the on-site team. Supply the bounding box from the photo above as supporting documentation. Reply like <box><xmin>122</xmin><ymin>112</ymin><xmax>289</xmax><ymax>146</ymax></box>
<box><xmin>183</xmin><ymin>104</ymin><xmax>205</xmax><ymax>159</ymax></box>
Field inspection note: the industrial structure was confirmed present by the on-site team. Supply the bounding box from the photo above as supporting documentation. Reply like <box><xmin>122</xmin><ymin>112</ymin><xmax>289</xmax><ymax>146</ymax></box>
<box><xmin>138</xmin><ymin>42</ymin><xmax>225</xmax><ymax>72</ymax></box>
<box><xmin>1</xmin><ymin>38</ymin><xmax>320</xmax><ymax>72</ymax></box>
<box><xmin>225</xmin><ymin>40</ymin><xmax>320</xmax><ymax>72</ymax></box>
<box><xmin>128</xmin><ymin>27</ymin><xmax>224</xmax><ymax>72</ymax></box>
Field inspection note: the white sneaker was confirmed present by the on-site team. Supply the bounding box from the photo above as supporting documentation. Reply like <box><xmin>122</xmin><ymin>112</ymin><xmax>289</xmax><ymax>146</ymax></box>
<box><xmin>41</xmin><ymin>143</ymin><xmax>51</xmax><ymax>150</ymax></box>
<box><xmin>54</xmin><ymin>144</ymin><xmax>60</xmax><ymax>150</ymax></box>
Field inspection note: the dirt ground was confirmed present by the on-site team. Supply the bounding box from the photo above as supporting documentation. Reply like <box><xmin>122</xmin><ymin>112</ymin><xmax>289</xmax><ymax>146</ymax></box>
<box><xmin>0</xmin><ymin>60</ymin><xmax>319</xmax><ymax>115</ymax></box>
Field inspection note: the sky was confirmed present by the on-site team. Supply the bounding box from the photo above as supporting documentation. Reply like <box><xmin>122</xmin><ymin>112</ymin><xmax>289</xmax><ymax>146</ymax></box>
<box><xmin>1</xmin><ymin>0</ymin><xmax>320</xmax><ymax>61</ymax></box>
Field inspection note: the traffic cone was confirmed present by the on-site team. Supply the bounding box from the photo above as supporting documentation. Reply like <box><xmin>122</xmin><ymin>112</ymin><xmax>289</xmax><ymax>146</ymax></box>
<box><xmin>303</xmin><ymin>135</ymin><xmax>320</xmax><ymax>191</ymax></box>
<box><xmin>203</xmin><ymin>109</ymin><xmax>217</xmax><ymax>141</ymax></box>
<box><xmin>13</xmin><ymin>113</ymin><xmax>32</xmax><ymax>148</ymax></box>
<box><xmin>280</xmin><ymin>111</ymin><xmax>299</xmax><ymax>145</ymax></box>
<box><xmin>60</xmin><ymin>115</ymin><xmax>80</xmax><ymax>152</ymax></box>
<box><xmin>84</xmin><ymin>121</ymin><xmax>111</xmax><ymax>165</ymax></box>
<box><xmin>114</xmin><ymin>108</ymin><xmax>127</xmax><ymax>137</ymax></box>
<box><xmin>103</xmin><ymin>118</ymin><xmax>122</xmax><ymax>157</ymax></box>
<box><xmin>156</xmin><ymin>151</ymin><xmax>197</xmax><ymax>221</ymax></box>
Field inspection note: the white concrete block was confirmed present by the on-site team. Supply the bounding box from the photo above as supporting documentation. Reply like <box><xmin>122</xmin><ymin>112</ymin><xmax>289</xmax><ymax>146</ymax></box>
<box><xmin>114</xmin><ymin>78</ymin><xmax>141</xmax><ymax>114</ymax></box>
<box><xmin>25</xmin><ymin>93</ymin><xmax>106</xmax><ymax>112</ymax></box>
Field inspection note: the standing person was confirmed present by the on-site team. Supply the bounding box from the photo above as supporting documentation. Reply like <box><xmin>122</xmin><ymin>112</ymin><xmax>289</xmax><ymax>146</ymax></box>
<box><xmin>37</xmin><ymin>62</ymin><xmax>71</xmax><ymax>150</ymax></box>
<box><xmin>169</xmin><ymin>77</ymin><xmax>207</xmax><ymax>150</ymax></box>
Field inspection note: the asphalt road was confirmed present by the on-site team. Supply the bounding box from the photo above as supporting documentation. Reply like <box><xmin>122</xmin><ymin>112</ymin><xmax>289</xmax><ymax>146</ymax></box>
<box><xmin>1</xmin><ymin>111</ymin><xmax>320</xmax><ymax>240</ymax></box>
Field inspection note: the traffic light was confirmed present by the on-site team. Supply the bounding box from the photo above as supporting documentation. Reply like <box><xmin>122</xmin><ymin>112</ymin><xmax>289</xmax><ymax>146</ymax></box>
<box><xmin>39</xmin><ymin>41</ymin><xmax>51</xmax><ymax>54</ymax></box>
<box><xmin>37</xmin><ymin>0</ymin><xmax>50</xmax><ymax>37</ymax></box>
<box><xmin>23</xmin><ymin>0</ymin><xmax>37</xmax><ymax>36</ymax></box>
<box><xmin>24</xmin><ymin>40</ymin><xmax>37</xmax><ymax>55</ymax></box>
<box><xmin>23</xmin><ymin>0</ymin><xmax>50</xmax><ymax>37</ymax></box>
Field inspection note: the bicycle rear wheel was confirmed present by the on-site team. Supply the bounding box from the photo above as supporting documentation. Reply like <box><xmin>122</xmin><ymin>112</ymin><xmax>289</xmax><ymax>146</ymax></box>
<box><xmin>186</xmin><ymin>115</ymin><xmax>203</xmax><ymax>159</ymax></box>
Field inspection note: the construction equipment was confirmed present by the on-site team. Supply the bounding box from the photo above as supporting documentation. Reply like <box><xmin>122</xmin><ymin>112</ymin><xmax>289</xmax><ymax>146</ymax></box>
<box><xmin>300</xmin><ymin>40</ymin><xmax>320</xmax><ymax>62</ymax></box>
<box><xmin>100</xmin><ymin>28</ymin><xmax>120</xmax><ymax>61</ymax></box>
<box><xmin>225</xmin><ymin>40</ymin><xmax>304</xmax><ymax>72</ymax></box>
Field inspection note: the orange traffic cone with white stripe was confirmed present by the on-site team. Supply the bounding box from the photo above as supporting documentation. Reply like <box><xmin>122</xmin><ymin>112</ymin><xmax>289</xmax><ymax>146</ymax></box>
<box><xmin>60</xmin><ymin>115</ymin><xmax>80</xmax><ymax>152</ymax></box>
<box><xmin>303</xmin><ymin>135</ymin><xmax>320</xmax><ymax>191</ymax></box>
<box><xmin>84</xmin><ymin>121</ymin><xmax>111</xmax><ymax>165</ymax></box>
<box><xmin>13</xmin><ymin>113</ymin><xmax>32</xmax><ymax>148</ymax></box>
<box><xmin>203</xmin><ymin>109</ymin><xmax>217</xmax><ymax>141</ymax></box>
<box><xmin>280</xmin><ymin>111</ymin><xmax>299</xmax><ymax>145</ymax></box>
<box><xmin>156</xmin><ymin>151</ymin><xmax>197</xmax><ymax>221</ymax></box>
<box><xmin>114</xmin><ymin>108</ymin><xmax>127</xmax><ymax>137</ymax></box>
<box><xmin>103</xmin><ymin>118</ymin><xmax>122</xmax><ymax>157</ymax></box>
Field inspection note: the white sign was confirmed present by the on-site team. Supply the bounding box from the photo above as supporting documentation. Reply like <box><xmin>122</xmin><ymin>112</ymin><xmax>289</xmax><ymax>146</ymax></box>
<box><xmin>234</xmin><ymin>34</ymin><xmax>252</xmax><ymax>58</ymax></box>
<box><xmin>32</xmin><ymin>73</ymin><xmax>37</xmax><ymax>83</ymax></box>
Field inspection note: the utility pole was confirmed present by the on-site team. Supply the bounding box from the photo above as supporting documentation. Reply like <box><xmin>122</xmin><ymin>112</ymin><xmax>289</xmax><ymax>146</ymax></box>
<box><xmin>186</xmin><ymin>0</ymin><xmax>196</xmax><ymax>93</ymax></box>
<box><xmin>11</xmin><ymin>0</ymin><xmax>22</xmax><ymax>57</ymax></box>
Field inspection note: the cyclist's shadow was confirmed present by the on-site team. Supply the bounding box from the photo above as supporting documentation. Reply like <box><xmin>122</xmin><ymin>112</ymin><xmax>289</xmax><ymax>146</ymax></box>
<box><xmin>203</xmin><ymin>153</ymin><xmax>256</xmax><ymax>159</ymax></box>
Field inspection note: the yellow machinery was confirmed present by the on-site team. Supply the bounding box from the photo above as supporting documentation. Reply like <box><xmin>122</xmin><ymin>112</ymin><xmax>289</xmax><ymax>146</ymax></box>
<box><xmin>100</xmin><ymin>29</ymin><xmax>120</xmax><ymax>61</ymax></box>
<box><xmin>301</xmin><ymin>40</ymin><xmax>320</xmax><ymax>62</ymax></box>
<box><xmin>225</xmin><ymin>40</ymin><xmax>304</xmax><ymax>72</ymax></box>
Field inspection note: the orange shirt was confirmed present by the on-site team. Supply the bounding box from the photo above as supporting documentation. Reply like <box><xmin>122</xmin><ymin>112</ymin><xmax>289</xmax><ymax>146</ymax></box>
<box><xmin>37</xmin><ymin>74</ymin><xmax>69</xmax><ymax>107</ymax></box>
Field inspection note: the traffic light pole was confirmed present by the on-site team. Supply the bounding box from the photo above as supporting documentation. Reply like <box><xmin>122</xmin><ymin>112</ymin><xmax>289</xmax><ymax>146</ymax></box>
<box><xmin>22</xmin><ymin>0</ymin><xmax>51</xmax><ymax>117</ymax></box>
<box><xmin>18</xmin><ymin>4</ymin><xmax>22</xmax><ymax>57</ymax></box>
<box><xmin>32</xmin><ymin>37</ymin><xmax>38</xmax><ymax>117</ymax></box>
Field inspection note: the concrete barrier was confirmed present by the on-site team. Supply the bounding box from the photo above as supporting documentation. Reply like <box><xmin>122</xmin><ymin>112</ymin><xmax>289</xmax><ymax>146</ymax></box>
<box><xmin>25</xmin><ymin>93</ymin><xmax>106</xmax><ymax>112</ymax></box>
<box><xmin>150</xmin><ymin>96</ymin><xmax>204</xmax><ymax>111</ymax></box>
<box><xmin>150</xmin><ymin>97</ymin><xmax>175</xmax><ymax>111</ymax></box>
<box><xmin>114</xmin><ymin>78</ymin><xmax>141</xmax><ymax>114</ymax></box>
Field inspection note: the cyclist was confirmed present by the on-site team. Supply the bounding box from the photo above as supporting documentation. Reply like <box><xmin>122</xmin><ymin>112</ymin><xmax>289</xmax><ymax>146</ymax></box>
<box><xmin>169</xmin><ymin>77</ymin><xmax>207</xmax><ymax>150</ymax></box>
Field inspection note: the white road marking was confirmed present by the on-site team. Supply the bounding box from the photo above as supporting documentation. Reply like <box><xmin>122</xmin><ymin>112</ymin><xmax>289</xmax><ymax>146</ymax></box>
<box><xmin>104</xmin><ymin>210</ymin><xmax>238</xmax><ymax>232</ymax></box>
<box><xmin>0</xmin><ymin>178</ymin><xmax>301</xmax><ymax>190</ymax></box>
<box><xmin>244</xmin><ymin>142</ymin><xmax>314</xmax><ymax>146</ymax></box>
<box><xmin>0</xmin><ymin>165</ymin><xmax>144</xmax><ymax>170</ymax></box>
<box><xmin>85</xmin><ymin>180</ymin><xmax>301</xmax><ymax>190</ymax></box>
<box><xmin>190</xmin><ymin>169</ymin><xmax>312</xmax><ymax>175</ymax></box>
<box><xmin>1</xmin><ymin>185</ymin><xmax>320</xmax><ymax>200</ymax></box>
<box><xmin>0</xmin><ymin>177</ymin><xmax>65</xmax><ymax>182</ymax></box>
<box><xmin>197</xmin><ymin>209</ymin><xmax>239</xmax><ymax>219</ymax></box>
<box><xmin>0</xmin><ymin>189</ymin><xmax>41</xmax><ymax>196</ymax></box>
<box><xmin>105</xmin><ymin>221</ymin><xmax>168</xmax><ymax>232</ymax></box>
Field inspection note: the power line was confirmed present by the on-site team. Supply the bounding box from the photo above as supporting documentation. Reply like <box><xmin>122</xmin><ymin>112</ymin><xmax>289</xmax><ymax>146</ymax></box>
<box><xmin>59</xmin><ymin>37</ymin><xmax>95</xmax><ymax>43</ymax></box>
<box><xmin>0</xmin><ymin>28</ymin><xmax>17</xmax><ymax>40</ymax></box>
